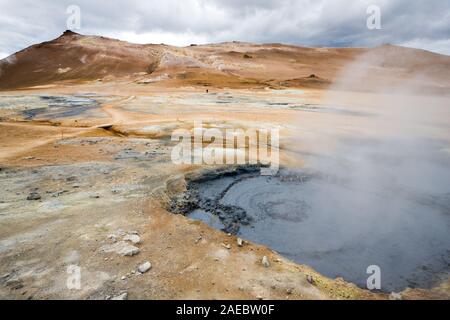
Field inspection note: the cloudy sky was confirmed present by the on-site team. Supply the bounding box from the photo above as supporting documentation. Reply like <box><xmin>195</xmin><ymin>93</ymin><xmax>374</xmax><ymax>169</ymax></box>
<box><xmin>0</xmin><ymin>0</ymin><xmax>449</xmax><ymax>59</ymax></box>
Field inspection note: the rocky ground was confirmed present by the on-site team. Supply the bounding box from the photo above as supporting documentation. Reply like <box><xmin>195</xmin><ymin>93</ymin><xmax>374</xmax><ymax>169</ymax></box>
<box><xmin>0</xmin><ymin>83</ymin><xmax>448</xmax><ymax>300</ymax></box>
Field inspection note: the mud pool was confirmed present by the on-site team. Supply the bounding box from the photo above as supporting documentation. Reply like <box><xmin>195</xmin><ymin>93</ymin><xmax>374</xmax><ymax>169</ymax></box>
<box><xmin>172</xmin><ymin>166</ymin><xmax>450</xmax><ymax>292</ymax></box>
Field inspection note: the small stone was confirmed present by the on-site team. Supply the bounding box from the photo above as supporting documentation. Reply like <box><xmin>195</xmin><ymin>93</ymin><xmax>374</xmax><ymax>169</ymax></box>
<box><xmin>6</xmin><ymin>278</ymin><xmax>23</xmax><ymax>290</ymax></box>
<box><xmin>26</xmin><ymin>192</ymin><xmax>41</xmax><ymax>201</ymax></box>
<box><xmin>237</xmin><ymin>238</ymin><xmax>243</xmax><ymax>247</ymax></box>
<box><xmin>306</xmin><ymin>274</ymin><xmax>315</xmax><ymax>285</ymax></box>
<box><xmin>122</xmin><ymin>246</ymin><xmax>140</xmax><ymax>256</ymax></box>
<box><xmin>1</xmin><ymin>273</ymin><xmax>11</xmax><ymax>279</ymax></box>
<box><xmin>121</xmin><ymin>276</ymin><xmax>126</xmax><ymax>280</ymax></box>
<box><xmin>389</xmin><ymin>292</ymin><xmax>402</xmax><ymax>300</ymax></box>
<box><xmin>138</xmin><ymin>261</ymin><xmax>152</xmax><ymax>273</ymax></box>
<box><xmin>286</xmin><ymin>288</ymin><xmax>293</xmax><ymax>295</ymax></box>
<box><xmin>111</xmin><ymin>292</ymin><xmax>128</xmax><ymax>300</ymax></box>
<box><xmin>100</xmin><ymin>241</ymin><xmax>140</xmax><ymax>256</ymax></box>
<box><xmin>221</xmin><ymin>243</ymin><xmax>231</xmax><ymax>250</ymax></box>
<box><xmin>262</xmin><ymin>256</ymin><xmax>270</xmax><ymax>268</ymax></box>
<box><xmin>256</xmin><ymin>295</ymin><xmax>263</xmax><ymax>300</ymax></box>
<box><xmin>124</xmin><ymin>234</ymin><xmax>141</xmax><ymax>244</ymax></box>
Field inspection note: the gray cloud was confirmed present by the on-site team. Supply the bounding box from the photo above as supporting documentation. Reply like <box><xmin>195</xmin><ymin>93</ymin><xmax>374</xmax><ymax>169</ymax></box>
<box><xmin>0</xmin><ymin>0</ymin><xmax>449</xmax><ymax>58</ymax></box>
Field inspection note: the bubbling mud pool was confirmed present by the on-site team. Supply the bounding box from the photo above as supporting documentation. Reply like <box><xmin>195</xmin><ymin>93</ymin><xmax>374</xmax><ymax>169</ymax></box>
<box><xmin>170</xmin><ymin>166</ymin><xmax>450</xmax><ymax>292</ymax></box>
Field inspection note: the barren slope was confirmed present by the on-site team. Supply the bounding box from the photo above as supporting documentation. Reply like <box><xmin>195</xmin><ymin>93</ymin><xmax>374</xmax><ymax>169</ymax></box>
<box><xmin>1</xmin><ymin>31</ymin><xmax>449</xmax><ymax>92</ymax></box>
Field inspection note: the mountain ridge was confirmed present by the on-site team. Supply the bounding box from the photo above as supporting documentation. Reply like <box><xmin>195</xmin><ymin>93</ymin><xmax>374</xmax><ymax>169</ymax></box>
<box><xmin>1</xmin><ymin>30</ymin><xmax>449</xmax><ymax>91</ymax></box>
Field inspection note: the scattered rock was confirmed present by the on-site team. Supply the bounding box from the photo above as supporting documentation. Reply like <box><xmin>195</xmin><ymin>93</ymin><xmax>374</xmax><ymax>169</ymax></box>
<box><xmin>138</xmin><ymin>261</ymin><xmax>152</xmax><ymax>273</ymax></box>
<box><xmin>26</xmin><ymin>192</ymin><xmax>41</xmax><ymax>201</ymax></box>
<box><xmin>286</xmin><ymin>288</ymin><xmax>293</xmax><ymax>295</ymax></box>
<box><xmin>221</xmin><ymin>243</ymin><xmax>231</xmax><ymax>250</ymax></box>
<box><xmin>124</xmin><ymin>234</ymin><xmax>141</xmax><ymax>244</ymax></box>
<box><xmin>52</xmin><ymin>190</ymin><xmax>67</xmax><ymax>197</ymax></box>
<box><xmin>107</xmin><ymin>234</ymin><xmax>118</xmax><ymax>243</ymax></box>
<box><xmin>194</xmin><ymin>235</ymin><xmax>202</xmax><ymax>244</ymax></box>
<box><xmin>306</xmin><ymin>274</ymin><xmax>315</xmax><ymax>285</ymax></box>
<box><xmin>262</xmin><ymin>256</ymin><xmax>270</xmax><ymax>268</ymax></box>
<box><xmin>389</xmin><ymin>292</ymin><xmax>402</xmax><ymax>300</ymax></box>
<box><xmin>237</xmin><ymin>238</ymin><xmax>243</xmax><ymax>247</ymax></box>
<box><xmin>1</xmin><ymin>273</ymin><xmax>11</xmax><ymax>280</ymax></box>
<box><xmin>6</xmin><ymin>278</ymin><xmax>23</xmax><ymax>290</ymax></box>
<box><xmin>100</xmin><ymin>241</ymin><xmax>140</xmax><ymax>256</ymax></box>
<box><xmin>111</xmin><ymin>292</ymin><xmax>128</xmax><ymax>300</ymax></box>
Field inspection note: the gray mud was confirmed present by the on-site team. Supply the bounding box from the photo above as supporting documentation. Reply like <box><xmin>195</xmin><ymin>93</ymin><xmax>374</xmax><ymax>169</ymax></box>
<box><xmin>22</xmin><ymin>95</ymin><xmax>100</xmax><ymax>119</ymax></box>
<box><xmin>170</xmin><ymin>166</ymin><xmax>450</xmax><ymax>292</ymax></box>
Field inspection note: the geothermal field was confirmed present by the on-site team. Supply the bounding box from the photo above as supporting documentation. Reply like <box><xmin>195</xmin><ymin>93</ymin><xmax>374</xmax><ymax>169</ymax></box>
<box><xmin>0</xmin><ymin>30</ymin><xmax>449</xmax><ymax>300</ymax></box>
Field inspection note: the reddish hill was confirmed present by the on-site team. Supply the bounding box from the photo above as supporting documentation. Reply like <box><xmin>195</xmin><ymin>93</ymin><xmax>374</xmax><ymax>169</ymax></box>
<box><xmin>1</xmin><ymin>31</ymin><xmax>449</xmax><ymax>92</ymax></box>
<box><xmin>0</xmin><ymin>30</ymin><xmax>162</xmax><ymax>89</ymax></box>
